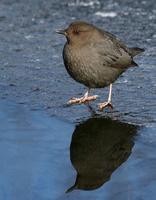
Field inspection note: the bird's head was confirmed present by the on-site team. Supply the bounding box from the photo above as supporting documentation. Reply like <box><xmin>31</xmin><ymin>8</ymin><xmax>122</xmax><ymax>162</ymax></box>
<box><xmin>56</xmin><ymin>21</ymin><xmax>98</xmax><ymax>46</ymax></box>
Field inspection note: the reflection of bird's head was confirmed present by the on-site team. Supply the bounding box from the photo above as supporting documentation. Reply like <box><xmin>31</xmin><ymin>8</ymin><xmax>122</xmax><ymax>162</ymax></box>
<box><xmin>66</xmin><ymin>173</ymin><xmax>110</xmax><ymax>193</ymax></box>
<box><xmin>56</xmin><ymin>21</ymin><xmax>100</xmax><ymax>45</ymax></box>
<box><xmin>67</xmin><ymin>117</ymin><xmax>138</xmax><ymax>192</ymax></box>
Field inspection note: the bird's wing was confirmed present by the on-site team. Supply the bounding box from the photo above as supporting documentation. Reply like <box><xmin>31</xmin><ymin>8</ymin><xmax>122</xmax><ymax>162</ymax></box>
<box><xmin>101</xmin><ymin>30</ymin><xmax>130</xmax><ymax>53</ymax></box>
<box><xmin>93</xmin><ymin>31</ymin><xmax>134</xmax><ymax>69</ymax></box>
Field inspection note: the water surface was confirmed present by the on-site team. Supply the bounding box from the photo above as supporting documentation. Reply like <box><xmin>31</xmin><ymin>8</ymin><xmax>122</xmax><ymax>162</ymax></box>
<box><xmin>0</xmin><ymin>101</ymin><xmax>156</xmax><ymax>200</ymax></box>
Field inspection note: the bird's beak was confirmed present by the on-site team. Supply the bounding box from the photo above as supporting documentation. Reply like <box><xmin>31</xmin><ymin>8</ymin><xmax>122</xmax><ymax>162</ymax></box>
<box><xmin>66</xmin><ymin>184</ymin><xmax>77</xmax><ymax>193</ymax></box>
<box><xmin>55</xmin><ymin>29</ymin><xmax>67</xmax><ymax>36</ymax></box>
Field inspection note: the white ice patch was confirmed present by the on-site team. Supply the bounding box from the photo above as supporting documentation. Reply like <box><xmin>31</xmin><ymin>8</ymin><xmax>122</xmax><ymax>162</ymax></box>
<box><xmin>68</xmin><ymin>1</ymin><xmax>100</xmax><ymax>7</ymax></box>
<box><xmin>95</xmin><ymin>11</ymin><xmax>117</xmax><ymax>18</ymax></box>
<box><xmin>24</xmin><ymin>35</ymin><xmax>33</xmax><ymax>40</ymax></box>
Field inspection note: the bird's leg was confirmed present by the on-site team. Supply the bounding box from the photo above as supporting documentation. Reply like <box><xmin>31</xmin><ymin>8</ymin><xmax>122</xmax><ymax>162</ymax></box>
<box><xmin>67</xmin><ymin>88</ymin><xmax>98</xmax><ymax>105</ymax></box>
<box><xmin>98</xmin><ymin>84</ymin><xmax>113</xmax><ymax>111</ymax></box>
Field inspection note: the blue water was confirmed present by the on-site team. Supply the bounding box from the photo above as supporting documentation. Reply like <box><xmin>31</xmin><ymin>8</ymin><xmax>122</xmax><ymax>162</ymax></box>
<box><xmin>0</xmin><ymin>101</ymin><xmax>156</xmax><ymax>200</ymax></box>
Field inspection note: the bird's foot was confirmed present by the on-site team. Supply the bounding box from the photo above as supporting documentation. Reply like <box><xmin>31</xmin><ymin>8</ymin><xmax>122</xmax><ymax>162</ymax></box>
<box><xmin>98</xmin><ymin>101</ymin><xmax>113</xmax><ymax>111</ymax></box>
<box><xmin>68</xmin><ymin>95</ymin><xmax>98</xmax><ymax>105</ymax></box>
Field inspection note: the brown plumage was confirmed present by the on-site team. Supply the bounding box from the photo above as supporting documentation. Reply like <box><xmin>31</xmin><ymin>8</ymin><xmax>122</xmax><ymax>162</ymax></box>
<box><xmin>56</xmin><ymin>21</ymin><xmax>144</xmax><ymax>110</ymax></box>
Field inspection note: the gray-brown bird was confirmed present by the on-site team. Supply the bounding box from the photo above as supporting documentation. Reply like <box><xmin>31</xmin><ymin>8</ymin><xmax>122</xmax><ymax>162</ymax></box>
<box><xmin>56</xmin><ymin>21</ymin><xmax>144</xmax><ymax>110</ymax></box>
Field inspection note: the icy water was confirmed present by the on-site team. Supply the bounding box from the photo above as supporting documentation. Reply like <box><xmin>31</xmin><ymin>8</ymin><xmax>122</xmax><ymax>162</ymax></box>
<box><xmin>0</xmin><ymin>100</ymin><xmax>156</xmax><ymax>200</ymax></box>
<box><xmin>0</xmin><ymin>0</ymin><xmax>156</xmax><ymax>199</ymax></box>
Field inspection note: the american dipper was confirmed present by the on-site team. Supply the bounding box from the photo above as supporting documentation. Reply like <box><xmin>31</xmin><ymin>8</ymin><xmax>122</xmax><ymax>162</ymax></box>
<box><xmin>56</xmin><ymin>21</ymin><xmax>144</xmax><ymax>110</ymax></box>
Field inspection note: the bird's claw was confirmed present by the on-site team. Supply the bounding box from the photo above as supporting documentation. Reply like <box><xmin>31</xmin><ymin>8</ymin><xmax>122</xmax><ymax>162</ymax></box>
<box><xmin>67</xmin><ymin>95</ymin><xmax>98</xmax><ymax>105</ymax></box>
<box><xmin>98</xmin><ymin>101</ymin><xmax>113</xmax><ymax>111</ymax></box>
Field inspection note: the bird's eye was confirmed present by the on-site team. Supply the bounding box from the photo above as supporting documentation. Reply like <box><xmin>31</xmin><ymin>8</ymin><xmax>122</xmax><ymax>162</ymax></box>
<box><xmin>73</xmin><ymin>30</ymin><xmax>80</xmax><ymax>35</ymax></box>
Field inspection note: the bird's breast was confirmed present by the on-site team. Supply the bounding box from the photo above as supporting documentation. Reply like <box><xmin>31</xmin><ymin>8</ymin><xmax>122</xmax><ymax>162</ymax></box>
<box><xmin>63</xmin><ymin>44</ymin><xmax>123</xmax><ymax>88</ymax></box>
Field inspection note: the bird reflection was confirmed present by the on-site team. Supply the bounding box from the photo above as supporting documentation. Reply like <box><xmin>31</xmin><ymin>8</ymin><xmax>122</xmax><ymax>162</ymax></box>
<box><xmin>67</xmin><ymin>117</ymin><xmax>138</xmax><ymax>192</ymax></box>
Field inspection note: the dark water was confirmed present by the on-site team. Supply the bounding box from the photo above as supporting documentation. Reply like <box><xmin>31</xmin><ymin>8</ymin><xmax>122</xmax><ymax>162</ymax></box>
<box><xmin>0</xmin><ymin>0</ymin><xmax>156</xmax><ymax>199</ymax></box>
<box><xmin>0</xmin><ymin>101</ymin><xmax>156</xmax><ymax>200</ymax></box>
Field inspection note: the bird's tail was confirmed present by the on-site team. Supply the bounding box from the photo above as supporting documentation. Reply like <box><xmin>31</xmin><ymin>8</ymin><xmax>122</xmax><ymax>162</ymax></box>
<box><xmin>129</xmin><ymin>47</ymin><xmax>145</xmax><ymax>57</ymax></box>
